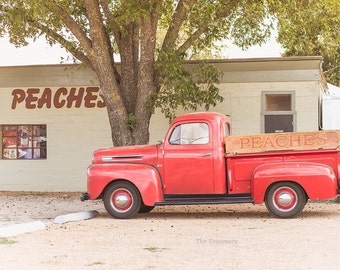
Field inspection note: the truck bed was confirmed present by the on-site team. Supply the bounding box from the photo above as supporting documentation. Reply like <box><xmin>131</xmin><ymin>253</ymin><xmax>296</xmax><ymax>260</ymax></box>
<box><xmin>226</xmin><ymin>148</ymin><xmax>340</xmax><ymax>195</ymax></box>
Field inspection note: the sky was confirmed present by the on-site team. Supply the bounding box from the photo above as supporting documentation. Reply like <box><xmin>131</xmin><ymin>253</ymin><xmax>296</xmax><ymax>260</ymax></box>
<box><xmin>0</xmin><ymin>34</ymin><xmax>283</xmax><ymax>67</ymax></box>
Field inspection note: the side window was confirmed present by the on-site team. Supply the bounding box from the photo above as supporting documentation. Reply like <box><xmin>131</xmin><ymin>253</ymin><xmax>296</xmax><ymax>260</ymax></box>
<box><xmin>169</xmin><ymin>123</ymin><xmax>209</xmax><ymax>145</ymax></box>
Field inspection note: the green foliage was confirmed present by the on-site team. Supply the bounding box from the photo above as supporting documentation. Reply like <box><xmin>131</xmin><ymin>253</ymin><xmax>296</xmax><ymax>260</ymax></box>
<box><xmin>0</xmin><ymin>1</ymin><xmax>274</xmax><ymax>113</ymax></box>
<box><xmin>86</xmin><ymin>261</ymin><xmax>105</xmax><ymax>266</ymax></box>
<box><xmin>0</xmin><ymin>0</ymin><xmax>284</xmax><ymax>145</ymax></box>
<box><xmin>144</xmin><ymin>246</ymin><xmax>168</xmax><ymax>252</ymax></box>
<box><xmin>0</xmin><ymin>238</ymin><xmax>16</xmax><ymax>245</ymax></box>
<box><xmin>151</xmin><ymin>50</ymin><xmax>223</xmax><ymax>121</ymax></box>
<box><xmin>124</xmin><ymin>113</ymin><xmax>138</xmax><ymax>130</ymax></box>
<box><xmin>270</xmin><ymin>0</ymin><xmax>340</xmax><ymax>86</ymax></box>
<box><xmin>230</xmin><ymin>0</ymin><xmax>274</xmax><ymax>49</ymax></box>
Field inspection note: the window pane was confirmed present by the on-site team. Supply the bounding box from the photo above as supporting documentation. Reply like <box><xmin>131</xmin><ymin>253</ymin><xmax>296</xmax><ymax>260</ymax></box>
<box><xmin>181</xmin><ymin>123</ymin><xmax>209</xmax><ymax>144</ymax></box>
<box><xmin>2</xmin><ymin>126</ymin><xmax>17</xmax><ymax>159</ymax></box>
<box><xmin>18</xmin><ymin>148</ymin><xmax>31</xmax><ymax>159</ymax></box>
<box><xmin>169</xmin><ymin>125</ymin><xmax>181</xmax><ymax>145</ymax></box>
<box><xmin>266</xmin><ymin>94</ymin><xmax>292</xmax><ymax>111</ymax></box>
<box><xmin>2</xmin><ymin>126</ymin><xmax>17</xmax><ymax>137</ymax></box>
<box><xmin>18</xmin><ymin>125</ymin><xmax>32</xmax><ymax>148</ymax></box>
<box><xmin>169</xmin><ymin>123</ymin><xmax>209</xmax><ymax>145</ymax></box>
<box><xmin>34</xmin><ymin>125</ymin><xmax>46</xmax><ymax>137</ymax></box>
<box><xmin>34</xmin><ymin>148</ymin><xmax>47</xmax><ymax>159</ymax></box>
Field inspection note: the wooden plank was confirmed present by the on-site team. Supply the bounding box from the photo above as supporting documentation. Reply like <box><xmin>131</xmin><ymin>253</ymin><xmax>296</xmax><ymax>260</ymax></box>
<box><xmin>225</xmin><ymin>130</ymin><xmax>340</xmax><ymax>154</ymax></box>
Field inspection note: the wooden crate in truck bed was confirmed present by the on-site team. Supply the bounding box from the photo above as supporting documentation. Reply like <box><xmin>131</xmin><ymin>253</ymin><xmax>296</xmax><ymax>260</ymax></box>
<box><xmin>225</xmin><ymin>130</ymin><xmax>340</xmax><ymax>154</ymax></box>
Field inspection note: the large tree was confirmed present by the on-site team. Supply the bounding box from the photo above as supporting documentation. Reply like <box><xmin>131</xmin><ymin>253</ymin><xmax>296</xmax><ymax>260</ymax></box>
<box><xmin>270</xmin><ymin>0</ymin><xmax>340</xmax><ymax>86</ymax></box>
<box><xmin>0</xmin><ymin>0</ymin><xmax>273</xmax><ymax>146</ymax></box>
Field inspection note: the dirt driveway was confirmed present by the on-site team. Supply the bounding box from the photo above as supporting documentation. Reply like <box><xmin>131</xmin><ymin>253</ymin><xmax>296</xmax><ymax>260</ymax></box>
<box><xmin>0</xmin><ymin>192</ymin><xmax>339</xmax><ymax>270</ymax></box>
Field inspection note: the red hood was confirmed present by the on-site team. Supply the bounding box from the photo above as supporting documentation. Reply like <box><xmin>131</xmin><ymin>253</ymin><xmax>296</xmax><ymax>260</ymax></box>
<box><xmin>92</xmin><ymin>144</ymin><xmax>159</xmax><ymax>165</ymax></box>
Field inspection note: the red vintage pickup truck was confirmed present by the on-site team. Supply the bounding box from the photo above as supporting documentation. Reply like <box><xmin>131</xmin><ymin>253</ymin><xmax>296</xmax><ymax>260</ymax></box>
<box><xmin>81</xmin><ymin>112</ymin><xmax>340</xmax><ymax>219</ymax></box>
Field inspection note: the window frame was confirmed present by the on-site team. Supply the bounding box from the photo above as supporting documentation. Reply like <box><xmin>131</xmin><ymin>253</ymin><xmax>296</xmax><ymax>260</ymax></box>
<box><xmin>261</xmin><ymin>91</ymin><xmax>296</xmax><ymax>133</ymax></box>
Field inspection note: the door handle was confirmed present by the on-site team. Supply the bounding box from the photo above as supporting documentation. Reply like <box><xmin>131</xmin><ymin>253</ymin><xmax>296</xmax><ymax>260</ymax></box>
<box><xmin>201</xmin><ymin>153</ymin><xmax>212</xmax><ymax>157</ymax></box>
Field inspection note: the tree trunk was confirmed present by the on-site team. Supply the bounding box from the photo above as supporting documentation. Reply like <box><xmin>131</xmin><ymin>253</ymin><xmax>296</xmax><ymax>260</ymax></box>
<box><xmin>84</xmin><ymin>0</ymin><xmax>159</xmax><ymax>147</ymax></box>
<box><xmin>131</xmin><ymin>12</ymin><xmax>158</xmax><ymax>145</ymax></box>
<box><xmin>97</xmin><ymin>59</ymin><xmax>154</xmax><ymax>147</ymax></box>
<box><xmin>100</xmin><ymin>79</ymin><xmax>134</xmax><ymax>147</ymax></box>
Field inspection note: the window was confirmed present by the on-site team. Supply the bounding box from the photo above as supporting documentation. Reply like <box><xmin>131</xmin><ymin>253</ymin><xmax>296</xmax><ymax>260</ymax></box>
<box><xmin>1</xmin><ymin>125</ymin><xmax>47</xmax><ymax>159</ymax></box>
<box><xmin>169</xmin><ymin>123</ymin><xmax>209</xmax><ymax>145</ymax></box>
<box><xmin>262</xmin><ymin>92</ymin><xmax>296</xmax><ymax>133</ymax></box>
<box><xmin>265</xmin><ymin>94</ymin><xmax>292</xmax><ymax>111</ymax></box>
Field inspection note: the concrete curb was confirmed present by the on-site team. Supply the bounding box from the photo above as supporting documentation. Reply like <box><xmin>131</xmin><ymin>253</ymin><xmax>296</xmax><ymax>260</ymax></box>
<box><xmin>0</xmin><ymin>210</ymin><xmax>99</xmax><ymax>237</ymax></box>
<box><xmin>53</xmin><ymin>210</ymin><xmax>99</xmax><ymax>224</ymax></box>
<box><xmin>0</xmin><ymin>221</ymin><xmax>46</xmax><ymax>237</ymax></box>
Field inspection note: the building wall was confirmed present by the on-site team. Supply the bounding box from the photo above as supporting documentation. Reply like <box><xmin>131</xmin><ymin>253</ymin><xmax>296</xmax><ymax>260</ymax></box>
<box><xmin>0</xmin><ymin>86</ymin><xmax>112</xmax><ymax>191</ymax></box>
<box><xmin>0</xmin><ymin>66</ymin><xmax>112</xmax><ymax>191</ymax></box>
<box><xmin>149</xmin><ymin>81</ymin><xmax>321</xmax><ymax>143</ymax></box>
<box><xmin>0</xmin><ymin>58</ymin><xmax>324</xmax><ymax>191</ymax></box>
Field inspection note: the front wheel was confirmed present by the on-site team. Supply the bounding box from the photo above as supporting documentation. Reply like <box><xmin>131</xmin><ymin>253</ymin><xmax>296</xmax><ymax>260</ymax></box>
<box><xmin>103</xmin><ymin>181</ymin><xmax>142</xmax><ymax>219</ymax></box>
<box><xmin>265</xmin><ymin>182</ymin><xmax>307</xmax><ymax>218</ymax></box>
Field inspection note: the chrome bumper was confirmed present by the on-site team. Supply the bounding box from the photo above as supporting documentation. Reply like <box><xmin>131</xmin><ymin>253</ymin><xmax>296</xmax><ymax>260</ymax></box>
<box><xmin>80</xmin><ymin>192</ymin><xmax>89</xmax><ymax>201</ymax></box>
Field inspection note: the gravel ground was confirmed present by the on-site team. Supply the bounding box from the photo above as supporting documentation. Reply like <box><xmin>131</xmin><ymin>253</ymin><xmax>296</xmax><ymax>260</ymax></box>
<box><xmin>0</xmin><ymin>192</ymin><xmax>339</xmax><ymax>270</ymax></box>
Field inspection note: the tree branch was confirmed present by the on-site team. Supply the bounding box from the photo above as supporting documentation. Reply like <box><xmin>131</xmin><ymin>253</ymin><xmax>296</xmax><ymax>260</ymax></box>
<box><xmin>178</xmin><ymin>27</ymin><xmax>206</xmax><ymax>53</ymax></box>
<box><xmin>35</xmin><ymin>23</ymin><xmax>92</xmax><ymax>67</ymax></box>
<box><xmin>178</xmin><ymin>2</ymin><xmax>236</xmax><ymax>53</ymax></box>
<box><xmin>161</xmin><ymin>0</ymin><xmax>196</xmax><ymax>51</ymax></box>
<box><xmin>47</xmin><ymin>1</ymin><xmax>94</xmax><ymax>58</ymax></box>
<box><xmin>98</xmin><ymin>0</ymin><xmax>121</xmax><ymax>42</ymax></box>
<box><xmin>84</xmin><ymin>0</ymin><xmax>113</xmax><ymax>64</ymax></box>
<box><xmin>95</xmin><ymin>0</ymin><xmax>121</xmax><ymax>82</ymax></box>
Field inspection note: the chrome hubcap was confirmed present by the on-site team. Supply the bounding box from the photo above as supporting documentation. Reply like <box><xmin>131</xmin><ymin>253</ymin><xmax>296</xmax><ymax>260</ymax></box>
<box><xmin>277</xmin><ymin>192</ymin><xmax>293</xmax><ymax>206</ymax></box>
<box><xmin>115</xmin><ymin>194</ymin><xmax>129</xmax><ymax>208</ymax></box>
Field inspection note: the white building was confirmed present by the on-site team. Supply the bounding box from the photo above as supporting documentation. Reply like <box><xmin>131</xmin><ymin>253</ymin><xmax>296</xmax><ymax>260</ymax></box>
<box><xmin>0</xmin><ymin>56</ymin><xmax>326</xmax><ymax>191</ymax></box>
<box><xmin>322</xmin><ymin>83</ymin><xmax>340</xmax><ymax>130</ymax></box>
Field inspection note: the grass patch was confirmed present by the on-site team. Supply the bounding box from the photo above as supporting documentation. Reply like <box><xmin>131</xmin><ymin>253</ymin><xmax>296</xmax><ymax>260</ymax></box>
<box><xmin>86</xmin><ymin>261</ymin><xmax>105</xmax><ymax>267</ymax></box>
<box><xmin>144</xmin><ymin>247</ymin><xmax>168</xmax><ymax>253</ymax></box>
<box><xmin>0</xmin><ymin>238</ymin><xmax>16</xmax><ymax>245</ymax></box>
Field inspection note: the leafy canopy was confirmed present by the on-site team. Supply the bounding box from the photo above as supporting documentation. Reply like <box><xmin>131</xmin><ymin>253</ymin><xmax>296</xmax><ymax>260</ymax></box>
<box><xmin>269</xmin><ymin>0</ymin><xmax>340</xmax><ymax>86</ymax></box>
<box><xmin>0</xmin><ymin>0</ymin><xmax>272</xmax><ymax>121</ymax></box>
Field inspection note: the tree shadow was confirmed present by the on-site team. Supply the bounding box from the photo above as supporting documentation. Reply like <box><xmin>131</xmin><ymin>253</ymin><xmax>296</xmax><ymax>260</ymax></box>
<box><xmin>95</xmin><ymin>204</ymin><xmax>339</xmax><ymax>221</ymax></box>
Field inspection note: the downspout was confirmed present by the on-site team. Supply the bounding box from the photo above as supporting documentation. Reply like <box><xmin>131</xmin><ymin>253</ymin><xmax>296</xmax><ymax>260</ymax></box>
<box><xmin>319</xmin><ymin>61</ymin><xmax>328</xmax><ymax>130</ymax></box>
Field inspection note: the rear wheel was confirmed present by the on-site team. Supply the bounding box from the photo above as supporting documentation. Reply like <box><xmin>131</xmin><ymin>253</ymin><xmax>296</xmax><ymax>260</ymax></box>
<box><xmin>103</xmin><ymin>181</ymin><xmax>141</xmax><ymax>219</ymax></box>
<box><xmin>265</xmin><ymin>182</ymin><xmax>307</xmax><ymax>218</ymax></box>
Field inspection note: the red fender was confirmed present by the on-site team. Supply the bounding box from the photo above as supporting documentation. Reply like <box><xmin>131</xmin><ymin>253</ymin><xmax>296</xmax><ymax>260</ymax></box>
<box><xmin>252</xmin><ymin>162</ymin><xmax>338</xmax><ymax>204</ymax></box>
<box><xmin>87</xmin><ymin>163</ymin><xmax>163</xmax><ymax>206</ymax></box>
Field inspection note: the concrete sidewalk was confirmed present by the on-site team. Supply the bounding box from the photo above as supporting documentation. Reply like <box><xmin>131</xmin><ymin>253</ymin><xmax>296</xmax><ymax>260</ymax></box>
<box><xmin>0</xmin><ymin>192</ymin><xmax>103</xmax><ymax>236</ymax></box>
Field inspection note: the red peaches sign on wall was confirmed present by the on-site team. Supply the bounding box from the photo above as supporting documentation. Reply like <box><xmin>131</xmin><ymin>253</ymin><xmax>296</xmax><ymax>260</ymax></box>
<box><xmin>11</xmin><ymin>87</ymin><xmax>106</xmax><ymax>109</ymax></box>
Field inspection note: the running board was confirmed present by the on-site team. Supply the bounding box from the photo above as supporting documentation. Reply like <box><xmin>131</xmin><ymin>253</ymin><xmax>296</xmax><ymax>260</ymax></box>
<box><xmin>155</xmin><ymin>194</ymin><xmax>254</xmax><ymax>206</ymax></box>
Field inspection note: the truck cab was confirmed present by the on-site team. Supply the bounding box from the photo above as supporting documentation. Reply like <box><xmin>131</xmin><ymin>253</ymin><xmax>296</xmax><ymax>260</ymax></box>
<box><xmin>160</xmin><ymin>112</ymin><xmax>230</xmax><ymax>195</ymax></box>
